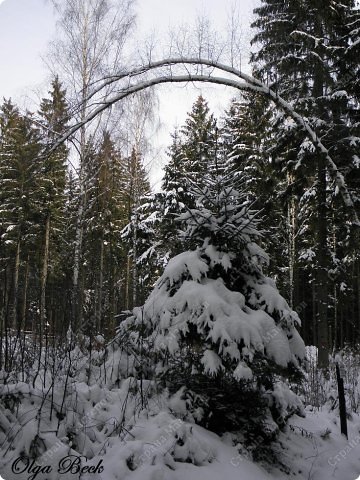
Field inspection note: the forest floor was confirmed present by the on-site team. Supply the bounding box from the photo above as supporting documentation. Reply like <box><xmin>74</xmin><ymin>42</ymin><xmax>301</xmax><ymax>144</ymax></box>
<box><xmin>32</xmin><ymin>406</ymin><xmax>358</xmax><ymax>480</ymax></box>
<box><xmin>89</xmin><ymin>407</ymin><xmax>360</xmax><ymax>480</ymax></box>
<box><xmin>1</xmin><ymin>344</ymin><xmax>360</xmax><ymax>480</ymax></box>
<box><xmin>1</xmin><ymin>407</ymin><xmax>354</xmax><ymax>480</ymax></box>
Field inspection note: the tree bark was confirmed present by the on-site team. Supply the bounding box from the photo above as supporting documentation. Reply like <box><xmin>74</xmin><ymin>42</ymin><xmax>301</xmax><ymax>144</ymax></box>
<box><xmin>72</xmin><ymin>184</ymin><xmax>85</xmax><ymax>331</ymax></box>
<box><xmin>316</xmin><ymin>152</ymin><xmax>329</xmax><ymax>368</ymax></box>
<box><xmin>40</xmin><ymin>214</ymin><xmax>51</xmax><ymax>337</ymax></box>
<box><xmin>12</xmin><ymin>238</ymin><xmax>21</xmax><ymax>330</ymax></box>
<box><xmin>132</xmin><ymin>213</ymin><xmax>138</xmax><ymax>308</ymax></box>
<box><xmin>21</xmin><ymin>255</ymin><xmax>30</xmax><ymax>331</ymax></box>
<box><xmin>96</xmin><ymin>236</ymin><xmax>104</xmax><ymax>333</ymax></box>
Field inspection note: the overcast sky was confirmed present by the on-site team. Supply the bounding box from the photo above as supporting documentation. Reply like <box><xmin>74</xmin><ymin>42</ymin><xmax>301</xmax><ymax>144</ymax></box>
<box><xmin>0</xmin><ymin>0</ymin><xmax>257</xmax><ymax>187</ymax></box>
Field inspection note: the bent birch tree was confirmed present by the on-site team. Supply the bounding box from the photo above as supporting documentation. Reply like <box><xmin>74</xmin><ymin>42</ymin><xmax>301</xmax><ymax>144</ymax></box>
<box><xmin>52</xmin><ymin>57</ymin><xmax>359</xmax><ymax>226</ymax></box>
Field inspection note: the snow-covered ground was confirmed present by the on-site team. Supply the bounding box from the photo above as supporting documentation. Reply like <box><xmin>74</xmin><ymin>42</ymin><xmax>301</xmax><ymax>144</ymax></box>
<box><xmin>1</xmin><ymin>340</ymin><xmax>359</xmax><ymax>480</ymax></box>
<box><xmin>279</xmin><ymin>408</ymin><xmax>360</xmax><ymax>480</ymax></box>
<box><xmin>91</xmin><ymin>409</ymin><xmax>360</xmax><ymax>480</ymax></box>
<box><xmin>2</xmin><ymin>405</ymin><xmax>359</xmax><ymax>480</ymax></box>
<box><xmin>81</xmin><ymin>408</ymin><xmax>360</xmax><ymax>480</ymax></box>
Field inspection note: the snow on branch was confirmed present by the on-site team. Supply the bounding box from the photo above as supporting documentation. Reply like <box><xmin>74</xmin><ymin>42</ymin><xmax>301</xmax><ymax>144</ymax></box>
<box><xmin>50</xmin><ymin>57</ymin><xmax>359</xmax><ymax>225</ymax></box>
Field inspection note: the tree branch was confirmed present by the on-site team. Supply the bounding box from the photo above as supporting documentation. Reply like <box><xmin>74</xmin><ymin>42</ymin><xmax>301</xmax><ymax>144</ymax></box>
<box><xmin>49</xmin><ymin>57</ymin><xmax>359</xmax><ymax>225</ymax></box>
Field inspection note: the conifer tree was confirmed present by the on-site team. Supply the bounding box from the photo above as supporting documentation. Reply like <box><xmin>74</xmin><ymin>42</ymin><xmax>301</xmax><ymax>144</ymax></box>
<box><xmin>251</xmin><ymin>0</ymin><xmax>360</xmax><ymax>356</ymax></box>
<box><xmin>150</xmin><ymin>96</ymin><xmax>218</xmax><ymax>251</ymax></box>
<box><xmin>120</xmin><ymin>147</ymin><xmax>151</xmax><ymax>311</ymax></box>
<box><xmin>157</xmin><ymin>129</ymin><xmax>188</xmax><ymax>259</ymax></box>
<box><xmin>83</xmin><ymin>131</ymin><xmax>128</xmax><ymax>335</ymax></box>
<box><xmin>122</xmin><ymin>143</ymin><xmax>305</xmax><ymax>441</ymax></box>
<box><xmin>0</xmin><ymin>101</ymin><xmax>41</xmax><ymax>334</ymax></box>
<box><xmin>179</xmin><ymin>95</ymin><xmax>218</xmax><ymax>207</ymax></box>
<box><xmin>36</xmin><ymin>76</ymin><xmax>69</xmax><ymax>338</ymax></box>
<box><xmin>128</xmin><ymin>96</ymin><xmax>220</xmax><ymax>300</ymax></box>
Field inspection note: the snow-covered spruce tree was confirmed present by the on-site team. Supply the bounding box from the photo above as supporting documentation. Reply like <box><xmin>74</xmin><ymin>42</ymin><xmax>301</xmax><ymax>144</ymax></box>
<box><xmin>220</xmin><ymin>95</ymin><xmax>292</xmax><ymax>297</ymax></box>
<box><xmin>36</xmin><ymin>76</ymin><xmax>69</xmax><ymax>339</ymax></box>
<box><xmin>122</xmin><ymin>151</ymin><xmax>305</xmax><ymax>445</ymax></box>
<box><xmin>251</xmin><ymin>0</ymin><xmax>360</xmax><ymax>354</ymax></box>
<box><xmin>158</xmin><ymin>96</ymin><xmax>218</xmax><ymax>258</ymax></box>
<box><xmin>0</xmin><ymin>100</ymin><xmax>41</xmax><ymax>346</ymax></box>
<box><xmin>122</xmin><ymin>98</ymin><xmax>220</xmax><ymax>302</ymax></box>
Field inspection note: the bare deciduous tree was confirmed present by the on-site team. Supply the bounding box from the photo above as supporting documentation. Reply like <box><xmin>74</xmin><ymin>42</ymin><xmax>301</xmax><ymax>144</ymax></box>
<box><xmin>46</xmin><ymin>0</ymin><xmax>136</xmax><ymax>329</ymax></box>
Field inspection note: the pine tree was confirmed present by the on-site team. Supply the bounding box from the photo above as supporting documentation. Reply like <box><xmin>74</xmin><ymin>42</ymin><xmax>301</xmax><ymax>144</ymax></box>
<box><xmin>161</xmin><ymin>96</ymin><xmax>218</xmax><ymax>222</ymax></box>
<box><xmin>119</xmin><ymin>147</ymin><xmax>151</xmax><ymax>311</ymax></box>
<box><xmin>251</xmin><ymin>0</ymin><xmax>360</xmax><ymax>357</ymax></box>
<box><xmin>122</xmin><ymin>146</ymin><xmax>305</xmax><ymax>442</ymax></box>
<box><xmin>157</xmin><ymin>129</ymin><xmax>188</xmax><ymax>259</ymax></box>
<box><xmin>128</xmin><ymin>97</ymin><xmax>220</xmax><ymax>300</ymax></box>
<box><xmin>220</xmin><ymin>94</ymin><xmax>290</xmax><ymax>287</ymax></box>
<box><xmin>36</xmin><ymin>76</ymin><xmax>69</xmax><ymax>339</ymax></box>
<box><xmin>83</xmin><ymin>131</ymin><xmax>128</xmax><ymax>336</ymax></box>
<box><xmin>142</xmin><ymin>96</ymin><xmax>218</xmax><ymax>263</ymax></box>
<box><xmin>179</xmin><ymin>95</ymin><xmax>218</xmax><ymax>207</ymax></box>
<box><xmin>0</xmin><ymin>100</ymin><xmax>41</xmax><ymax>373</ymax></box>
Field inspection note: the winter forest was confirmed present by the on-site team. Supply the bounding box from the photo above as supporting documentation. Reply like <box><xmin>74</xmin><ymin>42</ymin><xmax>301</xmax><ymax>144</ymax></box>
<box><xmin>0</xmin><ymin>0</ymin><xmax>360</xmax><ymax>479</ymax></box>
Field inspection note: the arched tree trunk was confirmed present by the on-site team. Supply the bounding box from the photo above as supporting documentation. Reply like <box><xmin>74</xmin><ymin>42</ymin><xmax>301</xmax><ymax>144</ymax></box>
<box><xmin>48</xmin><ymin>56</ymin><xmax>360</xmax><ymax>370</ymax></box>
<box><xmin>51</xmin><ymin>57</ymin><xmax>358</xmax><ymax>227</ymax></box>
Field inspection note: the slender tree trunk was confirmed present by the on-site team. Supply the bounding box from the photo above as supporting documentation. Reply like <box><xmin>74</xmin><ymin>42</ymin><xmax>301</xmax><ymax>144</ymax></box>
<box><xmin>3</xmin><ymin>270</ymin><xmax>10</xmax><ymax>370</ymax></box>
<box><xmin>40</xmin><ymin>214</ymin><xmax>51</xmax><ymax>336</ymax></box>
<box><xmin>340</xmin><ymin>308</ymin><xmax>344</xmax><ymax>348</ymax></box>
<box><xmin>346</xmin><ymin>304</ymin><xmax>350</xmax><ymax>344</ymax></box>
<box><xmin>21</xmin><ymin>255</ymin><xmax>30</xmax><ymax>331</ymax></box>
<box><xmin>12</xmin><ymin>238</ymin><xmax>21</xmax><ymax>330</ymax></box>
<box><xmin>33</xmin><ymin>216</ymin><xmax>50</xmax><ymax>386</ymax></box>
<box><xmin>331</xmin><ymin>219</ymin><xmax>339</xmax><ymax>350</ymax></box>
<box><xmin>358</xmin><ymin>261</ymin><xmax>360</xmax><ymax>344</ymax></box>
<box><xmin>109</xmin><ymin>262</ymin><xmax>116</xmax><ymax>335</ymax></box>
<box><xmin>333</xmin><ymin>283</ymin><xmax>338</xmax><ymax>350</ymax></box>
<box><xmin>72</xmin><ymin>183</ymin><xmax>85</xmax><ymax>331</ymax></box>
<box><xmin>316</xmin><ymin>152</ymin><xmax>329</xmax><ymax>368</ymax></box>
<box><xmin>125</xmin><ymin>256</ymin><xmax>131</xmax><ymax>310</ymax></box>
<box><xmin>72</xmin><ymin>29</ymin><xmax>89</xmax><ymax>332</ymax></box>
<box><xmin>313</xmin><ymin>10</ymin><xmax>329</xmax><ymax>368</ymax></box>
<box><xmin>312</xmin><ymin>281</ymin><xmax>317</xmax><ymax>346</ymax></box>
<box><xmin>97</xmin><ymin>237</ymin><xmax>104</xmax><ymax>332</ymax></box>
<box><xmin>132</xmin><ymin>212</ymin><xmax>138</xmax><ymax>308</ymax></box>
<box><xmin>352</xmin><ymin>278</ymin><xmax>356</xmax><ymax>347</ymax></box>
<box><xmin>0</xmin><ymin>271</ymin><xmax>5</xmax><ymax>370</ymax></box>
<box><xmin>287</xmin><ymin>174</ymin><xmax>297</xmax><ymax>309</ymax></box>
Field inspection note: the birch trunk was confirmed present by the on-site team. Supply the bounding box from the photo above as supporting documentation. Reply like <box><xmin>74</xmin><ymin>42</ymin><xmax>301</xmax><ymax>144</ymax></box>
<box><xmin>132</xmin><ymin>212</ymin><xmax>138</xmax><ymax>308</ymax></box>
<box><xmin>96</xmin><ymin>237</ymin><xmax>104</xmax><ymax>333</ymax></box>
<box><xmin>72</xmin><ymin>180</ymin><xmax>85</xmax><ymax>331</ymax></box>
<box><xmin>287</xmin><ymin>173</ymin><xmax>297</xmax><ymax>309</ymax></box>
